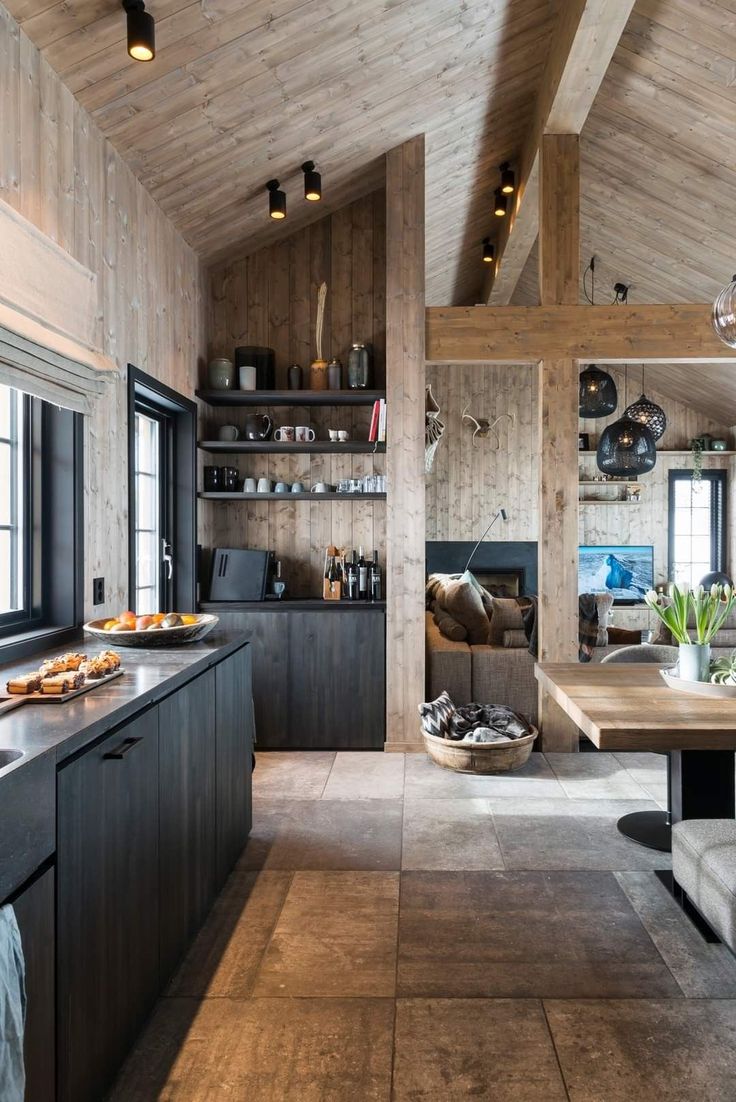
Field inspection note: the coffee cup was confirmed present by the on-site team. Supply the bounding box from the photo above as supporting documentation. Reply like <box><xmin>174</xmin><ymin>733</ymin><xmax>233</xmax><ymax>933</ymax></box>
<box><xmin>271</xmin><ymin>580</ymin><xmax>286</xmax><ymax>598</ymax></box>
<box><xmin>337</xmin><ymin>430</ymin><xmax>349</xmax><ymax>442</ymax></box>
<box><xmin>274</xmin><ymin>481</ymin><xmax>289</xmax><ymax>493</ymax></box>
<box><xmin>328</xmin><ymin>429</ymin><xmax>339</xmax><ymax>442</ymax></box>
<box><xmin>243</xmin><ymin>477</ymin><xmax>258</xmax><ymax>493</ymax></box>
<box><xmin>291</xmin><ymin>482</ymin><xmax>305</xmax><ymax>493</ymax></box>
<box><xmin>218</xmin><ymin>424</ymin><xmax>239</xmax><ymax>442</ymax></box>
<box><xmin>274</xmin><ymin>426</ymin><xmax>295</xmax><ymax>442</ymax></box>
<box><xmin>257</xmin><ymin>477</ymin><xmax>273</xmax><ymax>493</ymax></box>
<box><xmin>239</xmin><ymin>365</ymin><xmax>257</xmax><ymax>391</ymax></box>
<box><xmin>311</xmin><ymin>482</ymin><xmax>332</xmax><ymax>493</ymax></box>
<box><xmin>203</xmin><ymin>466</ymin><xmax>222</xmax><ymax>492</ymax></box>
<box><xmin>295</xmin><ymin>425</ymin><xmax>316</xmax><ymax>442</ymax></box>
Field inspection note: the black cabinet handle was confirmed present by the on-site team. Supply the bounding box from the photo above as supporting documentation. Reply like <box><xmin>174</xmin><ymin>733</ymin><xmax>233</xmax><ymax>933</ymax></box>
<box><xmin>103</xmin><ymin>737</ymin><xmax>143</xmax><ymax>760</ymax></box>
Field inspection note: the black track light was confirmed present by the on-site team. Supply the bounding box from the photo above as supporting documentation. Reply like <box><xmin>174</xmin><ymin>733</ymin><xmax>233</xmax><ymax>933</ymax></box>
<box><xmin>266</xmin><ymin>179</ymin><xmax>286</xmax><ymax>220</ymax></box>
<box><xmin>123</xmin><ymin>0</ymin><xmax>155</xmax><ymax>62</ymax></box>
<box><xmin>301</xmin><ymin>160</ymin><xmax>321</xmax><ymax>202</ymax></box>
<box><xmin>494</xmin><ymin>188</ymin><xmax>507</xmax><ymax>217</ymax></box>
<box><xmin>482</xmin><ymin>238</ymin><xmax>495</xmax><ymax>264</ymax></box>
<box><xmin>499</xmin><ymin>162</ymin><xmax>515</xmax><ymax>194</ymax></box>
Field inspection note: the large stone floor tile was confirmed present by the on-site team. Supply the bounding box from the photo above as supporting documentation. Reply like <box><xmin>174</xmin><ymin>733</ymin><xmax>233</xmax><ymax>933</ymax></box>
<box><xmin>109</xmin><ymin>997</ymin><xmax>394</xmax><ymax>1101</ymax></box>
<box><xmin>253</xmin><ymin>871</ymin><xmax>399</xmax><ymax>997</ymax></box>
<box><xmin>397</xmin><ymin>870</ymin><xmax>680</xmax><ymax>998</ymax></box>
<box><xmin>404</xmin><ymin>751</ymin><xmax>566</xmax><ymax>800</ymax></box>
<box><xmin>253</xmin><ymin>751</ymin><xmax>335</xmax><ymax>799</ymax></box>
<box><xmin>546</xmin><ymin>752</ymin><xmax>650</xmax><ymax>799</ymax></box>
<box><xmin>401</xmin><ymin>797</ymin><xmax>504</xmax><ymax>870</ymax></box>
<box><xmin>393</xmin><ymin>998</ymin><xmax>567</xmax><ymax>1101</ymax></box>
<box><xmin>490</xmin><ymin>797</ymin><xmax>672</xmax><ymax>870</ymax></box>
<box><xmin>321</xmin><ymin>751</ymin><xmax>405</xmax><ymax>800</ymax></box>
<box><xmin>545</xmin><ymin>999</ymin><xmax>736</xmax><ymax>1102</ymax></box>
<box><xmin>612</xmin><ymin>751</ymin><xmax>668</xmax><ymax>785</ymax></box>
<box><xmin>240</xmin><ymin>799</ymin><xmax>403</xmax><ymax>871</ymax></box>
<box><xmin>617</xmin><ymin>871</ymin><xmax>736</xmax><ymax>997</ymax></box>
<box><xmin>166</xmin><ymin>871</ymin><xmax>291</xmax><ymax>998</ymax></box>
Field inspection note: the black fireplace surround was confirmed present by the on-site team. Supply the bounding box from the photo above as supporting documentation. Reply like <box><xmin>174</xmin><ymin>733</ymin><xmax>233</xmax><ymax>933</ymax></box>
<box><xmin>426</xmin><ymin>541</ymin><xmax>539</xmax><ymax>596</ymax></box>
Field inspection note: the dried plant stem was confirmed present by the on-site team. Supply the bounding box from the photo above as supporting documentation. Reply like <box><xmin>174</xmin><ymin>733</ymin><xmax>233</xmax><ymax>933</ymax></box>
<box><xmin>315</xmin><ymin>282</ymin><xmax>327</xmax><ymax>361</ymax></box>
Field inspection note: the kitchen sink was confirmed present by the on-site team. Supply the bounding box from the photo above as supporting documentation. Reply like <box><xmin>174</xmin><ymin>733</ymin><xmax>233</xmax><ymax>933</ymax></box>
<box><xmin>0</xmin><ymin>749</ymin><xmax>23</xmax><ymax>771</ymax></box>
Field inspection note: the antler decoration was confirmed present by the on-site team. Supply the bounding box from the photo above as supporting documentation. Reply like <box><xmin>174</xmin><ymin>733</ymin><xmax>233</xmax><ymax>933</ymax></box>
<box><xmin>461</xmin><ymin>407</ymin><xmax>515</xmax><ymax>448</ymax></box>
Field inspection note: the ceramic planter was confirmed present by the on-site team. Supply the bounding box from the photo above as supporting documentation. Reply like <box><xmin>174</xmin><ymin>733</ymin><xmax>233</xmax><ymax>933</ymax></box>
<box><xmin>678</xmin><ymin>642</ymin><xmax>711</xmax><ymax>682</ymax></box>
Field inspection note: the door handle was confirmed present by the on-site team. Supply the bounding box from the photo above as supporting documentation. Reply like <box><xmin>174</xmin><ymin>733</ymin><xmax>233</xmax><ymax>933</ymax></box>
<box><xmin>103</xmin><ymin>737</ymin><xmax>143</xmax><ymax>760</ymax></box>
<box><xmin>162</xmin><ymin>538</ymin><xmax>173</xmax><ymax>581</ymax></box>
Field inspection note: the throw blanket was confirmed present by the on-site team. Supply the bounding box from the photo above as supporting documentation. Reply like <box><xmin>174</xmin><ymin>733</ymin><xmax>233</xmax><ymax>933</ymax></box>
<box><xmin>0</xmin><ymin>905</ymin><xmax>26</xmax><ymax>1102</ymax></box>
<box><xmin>447</xmin><ymin>704</ymin><xmax>532</xmax><ymax>743</ymax></box>
<box><xmin>522</xmin><ymin>594</ymin><xmax>600</xmax><ymax>662</ymax></box>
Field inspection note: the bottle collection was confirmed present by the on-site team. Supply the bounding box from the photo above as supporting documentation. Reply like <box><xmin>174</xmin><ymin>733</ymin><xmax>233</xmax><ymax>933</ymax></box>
<box><xmin>323</xmin><ymin>546</ymin><xmax>383</xmax><ymax>602</ymax></box>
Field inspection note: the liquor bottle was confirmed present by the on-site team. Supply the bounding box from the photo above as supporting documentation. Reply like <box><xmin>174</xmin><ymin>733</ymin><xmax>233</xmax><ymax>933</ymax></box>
<box><xmin>369</xmin><ymin>550</ymin><xmax>382</xmax><ymax>602</ymax></box>
<box><xmin>357</xmin><ymin>547</ymin><xmax>368</xmax><ymax>600</ymax></box>
<box><xmin>324</xmin><ymin>555</ymin><xmax>342</xmax><ymax>601</ymax></box>
<box><xmin>345</xmin><ymin>551</ymin><xmax>359</xmax><ymax>601</ymax></box>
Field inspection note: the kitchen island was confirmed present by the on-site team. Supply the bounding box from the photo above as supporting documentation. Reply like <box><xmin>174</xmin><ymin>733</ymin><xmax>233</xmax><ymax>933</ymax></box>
<box><xmin>0</xmin><ymin>630</ymin><xmax>254</xmax><ymax>1102</ymax></box>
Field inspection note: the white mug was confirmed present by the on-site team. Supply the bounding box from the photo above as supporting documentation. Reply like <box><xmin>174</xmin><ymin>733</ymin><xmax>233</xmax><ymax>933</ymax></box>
<box><xmin>257</xmin><ymin>477</ymin><xmax>273</xmax><ymax>493</ymax></box>
<box><xmin>328</xmin><ymin>429</ymin><xmax>339</xmax><ymax>442</ymax></box>
<box><xmin>274</xmin><ymin>426</ymin><xmax>295</xmax><ymax>442</ymax></box>
<box><xmin>311</xmin><ymin>482</ymin><xmax>332</xmax><ymax>493</ymax></box>
<box><xmin>218</xmin><ymin>424</ymin><xmax>239</xmax><ymax>442</ymax></box>
<box><xmin>295</xmin><ymin>425</ymin><xmax>316</xmax><ymax>442</ymax></box>
<box><xmin>243</xmin><ymin>477</ymin><xmax>258</xmax><ymax>493</ymax></box>
<box><xmin>239</xmin><ymin>365</ymin><xmax>257</xmax><ymax>391</ymax></box>
<box><xmin>337</xmin><ymin>430</ymin><xmax>349</xmax><ymax>442</ymax></box>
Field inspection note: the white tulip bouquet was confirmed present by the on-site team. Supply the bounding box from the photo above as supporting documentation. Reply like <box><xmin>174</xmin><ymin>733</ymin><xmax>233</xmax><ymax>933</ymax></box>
<box><xmin>644</xmin><ymin>582</ymin><xmax>736</xmax><ymax>646</ymax></box>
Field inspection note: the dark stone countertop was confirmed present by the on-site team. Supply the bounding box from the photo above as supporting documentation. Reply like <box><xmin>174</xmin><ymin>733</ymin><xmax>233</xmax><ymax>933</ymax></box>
<box><xmin>0</xmin><ymin>628</ymin><xmax>250</xmax><ymax>773</ymax></box>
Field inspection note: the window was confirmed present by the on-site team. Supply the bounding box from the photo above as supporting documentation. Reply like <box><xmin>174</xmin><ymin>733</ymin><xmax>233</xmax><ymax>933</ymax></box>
<box><xmin>0</xmin><ymin>383</ymin><xmax>83</xmax><ymax>659</ymax></box>
<box><xmin>668</xmin><ymin>470</ymin><xmax>727</xmax><ymax>589</ymax></box>
<box><xmin>128</xmin><ymin>368</ymin><xmax>197</xmax><ymax>614</ymax></box>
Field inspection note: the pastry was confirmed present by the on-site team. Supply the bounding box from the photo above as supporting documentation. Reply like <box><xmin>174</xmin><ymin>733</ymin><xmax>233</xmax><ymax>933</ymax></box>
<box><xmin>6</xmin><ymin>673</ymin><xmax>42</xmax><ymax>695</ymax></box>
<box><xmin>81</xmin><ymin>656</ymin><xmax>117</xmax><ymax>679</ymax></box>
<box><xmin>98</xmin><ymin>650</ymin><xmax>121</xmax><ymax>671</ymax></box>
<box><xmin>39</xmin><ymin>652</ymin><xmax>87</xmax><ymax>676</ymax></box>
<box><xmin>41</xmin><ymin>671</ymin><xmax>85</xmax><ymax>695</ymax></box>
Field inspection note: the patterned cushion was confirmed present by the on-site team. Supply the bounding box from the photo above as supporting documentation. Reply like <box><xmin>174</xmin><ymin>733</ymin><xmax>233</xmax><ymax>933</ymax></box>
<box><xmin>418</xmin><ymin>690</ymin><xmax>455</xmax><ymax>738</ymax></box>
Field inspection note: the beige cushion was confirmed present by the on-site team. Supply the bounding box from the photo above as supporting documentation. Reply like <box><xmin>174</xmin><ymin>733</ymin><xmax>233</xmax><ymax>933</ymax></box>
<box><xmin>502</xmin><ymin>629</ymin><xmax>528</xmax><ymax>648</ymax></box>
<box><xmin>432</xmin><ymin>601</ymin><xmax>467</xmax><ymax>642</ymax></box>
<box><xmin>435</xmin><ymin>571</ymin><xmax>490</xmax><ymax>645</ymax></box>
<box><xmin>488</xmin><ymin>597</ymin><xmax>526</xmax><ymax>645</ymax></box>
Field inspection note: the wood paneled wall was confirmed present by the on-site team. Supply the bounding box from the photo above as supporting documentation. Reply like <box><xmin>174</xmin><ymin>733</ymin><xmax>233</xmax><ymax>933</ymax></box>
<box><xmin>203</xmin><ymin>192</ymin><xmax>386</xmax><ymax>597</ymax></box>
<box><xmin>0</xmin><ymin>3</ymin><xmax>205</xmax><ymax>618</ymax></box>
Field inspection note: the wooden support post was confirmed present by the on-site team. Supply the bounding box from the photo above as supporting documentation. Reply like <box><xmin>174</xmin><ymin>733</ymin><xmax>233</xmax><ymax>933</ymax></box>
<box><xmin>538</xmin><ymin>133</ymin><xmax>580</xmax><ymax>751</ymax></box>
<box><xmin>384</xmin><ymin>135</ymin><xmax>426</xmax><ymax>751</ymax></box>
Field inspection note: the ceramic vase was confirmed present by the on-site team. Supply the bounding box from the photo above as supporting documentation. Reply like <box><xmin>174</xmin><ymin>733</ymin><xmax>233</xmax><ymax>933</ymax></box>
<box><xmin>208</xmin><ymin>358</ymin><xmax>235</xmax><ymax>390</ymax></box>
<box><xmin>310</xmin><ymin>359</ymin><xmax>329</xmax><ymax>391</ymax></box>
<box><xmin>678</xmin><ymin>642</ymin><xmax>711</xmax><ymax>682</ymax></box>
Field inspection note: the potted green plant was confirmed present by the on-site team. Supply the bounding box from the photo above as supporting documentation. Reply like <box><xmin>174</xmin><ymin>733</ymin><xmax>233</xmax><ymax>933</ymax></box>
<box><xmin>645</xmin><ymin>583</ymin><xmax>736</xmax><ymax>681</ymax></box>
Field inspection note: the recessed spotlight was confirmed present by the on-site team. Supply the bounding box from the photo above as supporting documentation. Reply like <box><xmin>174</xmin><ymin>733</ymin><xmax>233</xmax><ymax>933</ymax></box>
<box><xmin>266</xmin><ymin>179</ymin><xmax>286</xmax><ymax>220</ymax></box>
<box><xmin>122</xmin><ymin>0</ymin><xmax>155</xmax><ymax>62</ymax></box>
<box><xmin>301</xmin><ymin>160</ymin><xmax>321</xmax><ymax>202</ymax></box>
<box><xmin>494</xmin><ymin>188</ymin><xmax>507</xmax><ymax>217</ymax></box>
<box><xmin>499</xmin><ymin>162</ymin><xmax>515</xmax><ymax>194</ymax></box>
<box><xmin>482</xmin><ymin>237</ymin><xmax>495</xmax><ymax>264</ymax></box>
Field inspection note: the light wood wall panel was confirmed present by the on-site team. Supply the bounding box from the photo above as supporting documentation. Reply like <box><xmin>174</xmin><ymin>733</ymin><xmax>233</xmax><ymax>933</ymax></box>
<box><xmin>203</xmin><ymin>191</ymin><xmax>387</xmax><ymax>598</ymax></box>
<box><xmin>0</xmin><ymin>3</ymin><xmax>206</xmax><ymax>618</ymax></box>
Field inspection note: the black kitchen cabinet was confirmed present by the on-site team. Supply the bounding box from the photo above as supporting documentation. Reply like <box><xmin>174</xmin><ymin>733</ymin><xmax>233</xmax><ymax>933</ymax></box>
<box><xmin>158</xmin><ymin>669</ymin><xmax>216</xmax><ymax>983</ymax></box>
<box><xmin>11</xmin><ymin>865</ymin><xmax>55</xmax><ymax>1102</ymax></box>
<box><xmin>215</xmin><ymin>646</ymin><xmax>254</xmax><ymax>886</ymax></box>
<box><xmin>57</xmin><ymin>708</ymin><xmax>160</xmax><ymax>1102</ymax></box>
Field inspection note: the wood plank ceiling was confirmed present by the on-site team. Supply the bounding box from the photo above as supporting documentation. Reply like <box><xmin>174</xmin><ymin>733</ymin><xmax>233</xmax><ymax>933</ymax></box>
<box><xmin>3</xmin><ymin>0</ymin><xmax>555</xmax><ymax>305</ymax></box>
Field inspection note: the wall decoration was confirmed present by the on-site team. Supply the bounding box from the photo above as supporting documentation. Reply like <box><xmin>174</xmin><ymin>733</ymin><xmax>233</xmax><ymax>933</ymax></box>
<box><xmin>461</xmin><ymin>406</ymin><xmax>514</xmax><ymax>447</ymax></box>
<box><xmin>425</xmin><ymin>383</ymin><xmax>445</xmax><ymax>473</ymax></box>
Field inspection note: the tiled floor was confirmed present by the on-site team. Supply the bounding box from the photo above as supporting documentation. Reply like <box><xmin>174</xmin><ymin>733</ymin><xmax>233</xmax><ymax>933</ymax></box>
<box><xmin>110</xmin><ymin>750</ymin><xmax>736</xmax><ymax>1100</ymax></box>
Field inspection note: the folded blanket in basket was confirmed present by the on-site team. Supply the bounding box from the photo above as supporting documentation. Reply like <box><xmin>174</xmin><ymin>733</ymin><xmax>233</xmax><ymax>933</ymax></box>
<box><xmin>448</xmin><ymin>704</ymin><xmax>531</xmax><ymax>742</ymax></box>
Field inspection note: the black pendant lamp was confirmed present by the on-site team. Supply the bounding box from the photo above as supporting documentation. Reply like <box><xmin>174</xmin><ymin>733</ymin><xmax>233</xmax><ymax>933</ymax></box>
<box><xmin>623</xmin><ymin>368</ymin><xmax>667</xmax><ymax>440</ymax></box>
<box><xmin>493</xmin><ymin>188</ymin><xmax>507</xmax><ymax>217</ymax></box>
<box><xmin>123</xmin><ymin>0</ymin><xmax>155</xmax><ymax>61</ymax></box>
<box><xmin>597</xmin><ymin>367</ymin><xmax>657</xmax><ymax>476</ymax></box>
<box><xmin>579</xmin><ymin>365</ymin><xmax>617</xmax><ymax>417</ymax></box>
<box><xmin>482</xmin><ymin>237</ymin><xmax>495</xmax><ymax>265</ymax></box>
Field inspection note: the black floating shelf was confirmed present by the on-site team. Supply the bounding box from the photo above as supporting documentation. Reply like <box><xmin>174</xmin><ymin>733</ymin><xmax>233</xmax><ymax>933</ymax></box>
<box><xmin>198</xmin><ymin>440</ymin><xmax>385</xmax><ymax>455</ymax></box>
<box><xmin>198</xmin><ymin>492</ymin><xmax>386</xmax><ymax>501</ymax></box>
<box><xmin>200</xmin><ymin>599</ymin><xmax>386</xmax><ymax>612</ymax></box>
<box><xmin>196</xmin><ymin>388</ymin><xmax>386</xmax><ymax>407</ymax></box>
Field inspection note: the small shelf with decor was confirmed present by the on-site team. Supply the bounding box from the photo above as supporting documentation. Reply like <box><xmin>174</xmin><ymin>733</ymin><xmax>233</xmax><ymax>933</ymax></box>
<box><xmin>196</xmin><ymin>388</ymin><xmax>386</xmax><ymax>408</ymax></box>
<box><xmin>198</xmin><ymin>440</ymin><xmax>385</xmax><ymax>455</ymax></box>
<box><xmin>198</xmin><ymin>492</ymin><xmax>386</xmax><ymax>501</ymax></box>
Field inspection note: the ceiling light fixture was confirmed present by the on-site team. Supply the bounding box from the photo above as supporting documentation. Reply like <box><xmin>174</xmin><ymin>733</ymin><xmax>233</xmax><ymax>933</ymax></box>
<box><xmin>713</xmin><ymin>274</ymin><xmax>736</xmax><ymax>348</ymax></box>
<box><xmin>122</xmin><ymin>0</ymin><xmax>155</xmax><ymax>62</ymax></box>
<box><xmin>301</xmin><ymin>160</ymin><xmax>321</xmax><ymax>202</ymax></box>
<box><xmin>623</xmin><ymin>367</ymin><xmax>667</xmax><ymax>441</ymax></box>
<box><xmin>482</xmin><ymin>237</ymin><xmax>495</xmax><ymax>264</ymax></box>
<box><xmin>579</xmin><ymin>365</ymin><xmax>617</xmax><ymax>418</ymax></box>
<box><xmin>266</xmin><ymin>179</ymin><xmax>286</xmax><ymax>220</ymax></box>
<box><xmin>494</xmin><ymin>188</ymin><xmax>507</xmax><ymax>217</ymax></box>
<box><xmin>597</xmin><ymin>365</ymin><xmax>657</xmax><ymax>477</ymax></box>
<box><xmin>499</xmin><ymin>162</ymin><xmax>515</xmax><ymax>194</ymax></box>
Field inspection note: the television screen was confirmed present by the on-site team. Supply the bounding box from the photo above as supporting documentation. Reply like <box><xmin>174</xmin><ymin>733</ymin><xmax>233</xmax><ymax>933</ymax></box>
<box><xmin>579</xmin><ymin>545</ymin><xmax>654</xmax><ymax>604</ymax></box>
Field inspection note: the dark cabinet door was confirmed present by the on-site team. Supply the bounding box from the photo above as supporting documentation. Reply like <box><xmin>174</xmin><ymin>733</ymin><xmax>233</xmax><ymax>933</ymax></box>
<box><xmin>215</xmin><ymin>646</ymin><xmax>253</xmax><ymax>887</ymax></box>
<box><xmin>158</xmin><ymin>669</ymin><xmax>216</xmax><ymax>982</ymax></box>
<box><xmin>57</xmin><ymin>709</ymin><xmax>159</xmax><ymax>1102</ymax></box>
<box><xmin>11</xmin><ymin>865</ymin><xmax>55</xmax><ymax>1102</ymax></box>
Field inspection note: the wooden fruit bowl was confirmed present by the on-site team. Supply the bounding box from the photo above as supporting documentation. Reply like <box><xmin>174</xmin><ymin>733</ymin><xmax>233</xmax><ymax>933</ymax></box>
<box><xmin>84</xmin><ymin>614</ymin><xmax>218</xmax><ymax>648</ymax></box>
<box><xmin>422</xmin><ymin>727</ymin><xmax>538</xmax><ymax>774</ymax></box>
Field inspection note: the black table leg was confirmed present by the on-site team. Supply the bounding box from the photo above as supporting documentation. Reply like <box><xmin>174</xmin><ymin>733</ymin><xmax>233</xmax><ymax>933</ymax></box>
<box><xmin>669</xmin><ymin>750</ymin><xmax>735</xmax><ymax>822</ymax></box>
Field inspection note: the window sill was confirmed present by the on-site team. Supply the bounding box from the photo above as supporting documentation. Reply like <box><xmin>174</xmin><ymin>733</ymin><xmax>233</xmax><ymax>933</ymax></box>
<box><xmin>0</xmin><ymin>624</ymin><xmax>82</xmax><ymax>667</ymax></box>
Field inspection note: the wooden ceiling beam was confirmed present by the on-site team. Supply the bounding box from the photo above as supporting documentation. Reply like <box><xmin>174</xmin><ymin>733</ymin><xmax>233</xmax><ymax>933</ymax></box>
<box><xmin>482</xmin><ymin>0</ymin><xmax>636</xmax><ymax>306</ymax></box>
<box><xmin>426</xmin><ymin>304</ymin><xmax>734</xmax><ymax>364</ymax></box>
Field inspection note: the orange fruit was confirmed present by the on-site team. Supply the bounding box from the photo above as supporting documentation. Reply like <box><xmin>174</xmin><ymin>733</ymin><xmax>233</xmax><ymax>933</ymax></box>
<box><xmin>103</xmin><ymin>619</ymin><xmax>118</xmax><ymax>631</ymax></box>
<box><xmin>181</xmin><ymin>614</ymin><xmax>198</xmax><ymax>625</ymax></box>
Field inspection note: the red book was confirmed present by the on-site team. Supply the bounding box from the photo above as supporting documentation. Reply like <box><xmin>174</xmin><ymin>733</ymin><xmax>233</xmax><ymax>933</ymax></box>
<box><xmin>368</xmin><ymin>400</ymin><xmax>380</xmax><ymax>442</ymax></box>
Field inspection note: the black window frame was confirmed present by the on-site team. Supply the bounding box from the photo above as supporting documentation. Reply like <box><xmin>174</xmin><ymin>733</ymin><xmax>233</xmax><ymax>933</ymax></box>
<box><xmin>0</xmin><ymin>386</ymin><xmax>84</xmax><ymax>664</ymax></box>
<box><xmin>668</xmin><ymin>468</ymin><xmax>727</xmax><ymax>585</ymax></box>
<box><xmin>127</xmin><ymin>367</ymin><xmax>197</xmax><ymax>613</ymax></box>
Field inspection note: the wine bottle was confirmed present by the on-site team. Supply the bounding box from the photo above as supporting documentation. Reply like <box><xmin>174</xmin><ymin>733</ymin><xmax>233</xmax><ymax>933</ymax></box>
<box><xmin>325</xmin><ymin>555</ymin><xmax>342</xmax><ymax>601</ymax></box>
<box><xmin>346</xmin><ymin>550</ymin><xmax>359</xmax><ymax>601</ymax></box>
<box><xmin>369</xmin><ymin>550</ymin><xmax>382</xmax><ymax>602</ymax></box>
<box><xmin>358</xmin><ymin>546</ymin><xmax>368</xmax><ymax>600</ymax></box>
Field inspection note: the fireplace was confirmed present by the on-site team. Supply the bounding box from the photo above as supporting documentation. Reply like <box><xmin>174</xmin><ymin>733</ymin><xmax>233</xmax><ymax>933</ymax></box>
<box><xmin>425</xmin><ymin>541</ymin><xmax>538</xmax><ymax>596</ymax></box>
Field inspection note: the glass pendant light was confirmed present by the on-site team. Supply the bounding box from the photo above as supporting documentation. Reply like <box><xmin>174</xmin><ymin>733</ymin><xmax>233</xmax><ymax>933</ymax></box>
<box><xmin>579</xmin><ymin>365</ymin><xmax>617</xmax><ymax>417</ymax></box>
<box><xmin>623</xmin><ymin>367</ymin><xmax>667</xmax><ymax>440</ymax></box>
<box><xmin>713</xmin><ymin>274</ymin><xmax>736</xmax><ymax>348</ymax></box>
<box><xmin>597</xmin><ymin>366</ymin><xmax>657</xmax><ymax>476</ymax></box>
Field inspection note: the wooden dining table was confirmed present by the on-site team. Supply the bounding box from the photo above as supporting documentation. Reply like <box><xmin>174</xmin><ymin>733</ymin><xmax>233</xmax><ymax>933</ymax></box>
<box><xmin>535</xmin><ymin>663</ymin><xmax>736</xmax><ymax>827</ymax></box>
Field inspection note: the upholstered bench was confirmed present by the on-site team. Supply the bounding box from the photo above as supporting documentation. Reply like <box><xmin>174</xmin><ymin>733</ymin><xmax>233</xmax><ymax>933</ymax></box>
<box><xmin>672</xmin><ymin>820</ymin><xmax>736</xmax><ymax>950</ymax></box>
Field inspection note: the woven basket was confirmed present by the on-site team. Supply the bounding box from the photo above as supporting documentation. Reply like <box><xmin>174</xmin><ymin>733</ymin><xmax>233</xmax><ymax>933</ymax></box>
<box><xmin>422</xmin><ymin>727</ymin><xmax>538</xmax><ymax>774</ymax></box>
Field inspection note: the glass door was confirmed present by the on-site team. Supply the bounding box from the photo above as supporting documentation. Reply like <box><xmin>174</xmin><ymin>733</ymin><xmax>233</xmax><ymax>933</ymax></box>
<box><xmin>132</xmin><ymin>405</ymin><xmax>174</xmax><ymax>614</ymax></box>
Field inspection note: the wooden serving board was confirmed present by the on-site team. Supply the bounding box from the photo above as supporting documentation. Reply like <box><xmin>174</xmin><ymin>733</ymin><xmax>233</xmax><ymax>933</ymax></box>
<box><xmin>0</xmin><ymin>668</ymin><xmax>124</xmax><ymax>711</ymax></box>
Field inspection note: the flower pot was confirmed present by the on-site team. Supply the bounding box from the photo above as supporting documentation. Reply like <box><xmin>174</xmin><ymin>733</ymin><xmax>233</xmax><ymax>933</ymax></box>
<box><xmin>678</xmin><ymin>642</ymin><xmax>711</xmax><ymax>682</ymax></box>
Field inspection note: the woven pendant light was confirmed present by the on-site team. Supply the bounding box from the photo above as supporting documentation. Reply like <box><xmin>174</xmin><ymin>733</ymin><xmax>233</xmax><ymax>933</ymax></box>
<box><xmin>597</xmin><ymin>366</ymin><xmax>657</xmax><ymax>476</ymax></box>
<box><xmin>579</xmin><ymin>365</ymin><xmax>618</xmax><ymax>418</ymax></box>
<box><xmin>713</xmin><ymin>274</ymin><xmax>736</xmax><ymax>348</ymax></box>
<box><xmin>623</xmin><ymin>368</ymin><xmax>667</xmax><ymax>440</ymax></box>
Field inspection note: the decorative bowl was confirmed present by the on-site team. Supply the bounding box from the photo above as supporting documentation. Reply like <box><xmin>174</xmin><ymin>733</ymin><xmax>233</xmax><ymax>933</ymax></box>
<box><xmin>660</xmin><ymin>667</ymin><xmax>736</xmax><ymax>699</ymax></box>
<box><xmin>422</xmin><ymin>727</ymin><xmax>538</xmax><ymax>774</ymax></box>
<box><xmin>83</xmin><ymin>614</ymin><xmax>219</xmax><ymax>648</ymax></box>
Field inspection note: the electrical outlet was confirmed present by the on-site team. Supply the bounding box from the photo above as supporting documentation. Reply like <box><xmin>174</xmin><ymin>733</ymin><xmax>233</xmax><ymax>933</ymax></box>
<box><xmin>93</xmin><ymin>577</ymin><xmax>105</xmax><ymax>606</ymax></box>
